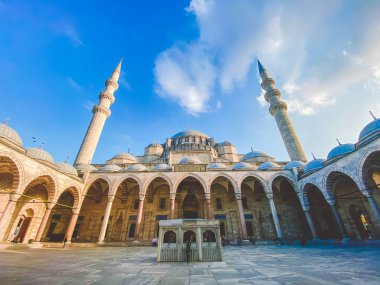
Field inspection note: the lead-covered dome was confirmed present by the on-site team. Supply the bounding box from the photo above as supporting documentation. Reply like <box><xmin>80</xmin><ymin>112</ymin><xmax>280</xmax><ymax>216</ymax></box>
<box><xmin>242</xmin><ymin>151</ymin><xmax>274</xmax><ymax>163</ymax></box>
<box><xmin>107</xmin><ymin>153</ymin><xmax>139</xmax><ymax>164</ymax></box>
<box><xmin>99</xmin><ymin>164</ymin><xmax>122</xmax><ymax>172</ymax></box>
<box><xmin>284</xmin><ymin>161</ymin><xmax>305</xmax><ymax>170</ymax></box>
<box><xmin>56</xmin><ymin>162</ymin><xmax>78</xmax><ymax>176</ymax></box>
<box><xmin>327</xmin><ymin>143</ymin><xmax>355</xmax><ymax>160</ymax></box>
<box><xmin>232</xmin><ymin>162</ymin><xmax>256</xmax><ymax>171</ymax></box>
<box><xmin>75</xmin><ymin>164</ymin><xmax>97</xmax><ymax>172</ymax></box>
<box><xmin>0</xmin><ymin>123</ymin><xmax>23</xmax><ymax>146</ymax></box>
<box><xmin>359</xmin><ymin>118</ymin><xmax>380</xmax><ymax>141</ymax></box>
<box><xmin>207</xmin><ymin>162</ymin><xmax>227</xmax><ymax>170</ymax></box>
<box><xmin>258</xmin><ymin>161</ymin><xmax>281</xmax><ymax>171</ymax></box>
<box><xmin>303</xmin><ymin>159</ymin><xmax>325</xmax><ymax>173</ymax></box>
<box><xmin>178</xmin><ymin>156</ymin><xmax>202</xmax><ymax>164</ymax></box>
<box><xmin>152</xmin><ymin>163</ymin><xmax>172</xmax><ymax>171</ymax></box>
<box><xmin>26</xmin><ymin>148</ymin><xmax>54</xmax><ymax>163</ymax></box>
<box><xmin>126</xmin><ymin>164</ymin><xmax>147</xmax><ymax>171</ymax></box>
<box><xmin>171</xmin><ymin>130</ymin><xmax>209</xmax><ymax>139</ymax></box>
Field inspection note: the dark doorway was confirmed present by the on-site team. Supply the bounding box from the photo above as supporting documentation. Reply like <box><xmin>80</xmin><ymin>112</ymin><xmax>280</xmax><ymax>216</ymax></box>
<box><xmin>16</xmin><ymin>217</ymin><xmax>31</xmax><ymax>242</ymax></box>
<box><xmin>220</xmin><ymin>222</ymin><xmax>226</xmax><ymax>237</ymax></box>
<box><xmin>128</xmin><ymin>223</ymin><xmax>136</xmax><ymax>238</ymax></box>
<box><xmin>183</xmin><ymin>193</ymin><xmax>199</xmax><ymax>218</ymax></box>
<box><xmin>246</xmin><ymin>221</ymin><xmax>254</xmax><ymax>237</ymax></box>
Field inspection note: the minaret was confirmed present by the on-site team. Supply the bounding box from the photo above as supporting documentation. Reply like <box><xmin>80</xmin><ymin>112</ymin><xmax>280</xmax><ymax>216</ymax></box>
<box><xmin>258</xmin><ymin>60</ymin><xmax>307</xmax><ymax>162</ymax></box>
<box><xmin>74</xmin><ymin>59</ymin><xmax>122</xmax><ymax>165</ymax></box>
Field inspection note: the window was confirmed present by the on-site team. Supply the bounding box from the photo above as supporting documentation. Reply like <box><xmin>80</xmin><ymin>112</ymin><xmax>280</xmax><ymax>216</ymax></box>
<box><xmin>246</xmin><ymin>222</ymin><xmax>254</xmax><ymax>237</ymax></box>
<box><xmin>134</xmin><ymin>199</ymin><xmax>139</xmax><ymax>210</ymax></box>
<box><xmin>159</xmin><ymin>198</ymin><xmax>166</xmax><ymax>210</ymax></box>
<box><xmin>242</xmin><ymin>197</ymin><xmax>248</xmax><ymax>209</ymax></box>
<box><xmin>52</xmin><ymin>214</ymin><xmax>61</xmax><ymax>221</ymax></box>
<box><xmin>215</xmin><ymin>198</ymin><xmax>222</xmax><ymax>210</ymax></box>
<box><xmin>128</xmin><ymin>223</ymin><xmax>136</xmax><ymax>238</ymax></box>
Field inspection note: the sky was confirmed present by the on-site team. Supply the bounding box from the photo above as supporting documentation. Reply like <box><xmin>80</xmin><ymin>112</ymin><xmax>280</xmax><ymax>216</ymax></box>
<box><xmin>1</xmin><ymin>0</ymin><xmax>380</xmax><ymax>164</ymax></box>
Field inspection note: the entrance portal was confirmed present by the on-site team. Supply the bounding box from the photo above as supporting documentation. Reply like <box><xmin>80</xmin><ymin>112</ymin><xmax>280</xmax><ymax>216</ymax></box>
<box><xmin>183</xmin><ymin>193</ymin><xmax>199</xmax><ymax>218</ymax></box>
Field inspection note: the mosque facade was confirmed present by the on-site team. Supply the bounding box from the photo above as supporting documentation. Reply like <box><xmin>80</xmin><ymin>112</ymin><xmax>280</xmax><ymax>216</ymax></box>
<box><xmin>0</xmin><ymin>60</ymin><xmax>380</xmax><ymax>246</ymax></box>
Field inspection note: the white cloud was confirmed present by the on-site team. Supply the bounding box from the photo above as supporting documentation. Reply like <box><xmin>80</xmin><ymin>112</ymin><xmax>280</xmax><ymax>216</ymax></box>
<box><xmin>119</xmin><ymin>70</ymin><xmax>131</xmax><ymax>91</ymax></box>
<box><xmin>154</xmin><ymin>0</ymin><xmax>380</xmax><ymax>117</ymax></box>
<box><xmin>83</xmin><ymin>101</ymin><xmax>95</xmax><ymax>111</ymax></box>
<box><xmin>67</xmin><ymin>77</ymin><xmax>82</xmax><ymax>92</ymax></box>
<box><xmin>51</xmin><ymin>21</ymin><xmax>82</xmax><ymax>47</ymax></box>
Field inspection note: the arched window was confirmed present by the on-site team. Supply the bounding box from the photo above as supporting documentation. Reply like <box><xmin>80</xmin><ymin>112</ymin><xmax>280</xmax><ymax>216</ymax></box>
<box><xmin>183</xmin><ymin>230</ymin><xmax>196</xmax><ymax>242</ymax></box>
<box><xmin>163</xmin><ymin>231</ymin><xmax>176</xmax><ymax>243</ymax></box>
<box><xmin>203</xmin><ymin>230</ymin><xmax>216</xmax><ymax>242</ymax></box>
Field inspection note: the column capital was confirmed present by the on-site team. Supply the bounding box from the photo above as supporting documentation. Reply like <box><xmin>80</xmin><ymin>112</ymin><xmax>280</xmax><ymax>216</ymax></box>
<box><xmin>235</xmin><ymin>193</ymin><xmax>241</xmax><ymax>200</ymax></box>
<box><xmin>139</xmin><ymin>195</ymin><xmax>145</xmax><ymax>201</ymax></box>
<box><xmin>108</xmin><ymin>195</ymin><xmax>115</xmax><ymax>203</ymax></box>
<box><xmin>72</xmin><ymin>208</ymin><xmax>80</xmax><ymax>215</ymax></box>
<box><xmin>266</xmin><ymin>193</ymin><xmax>274</xmax><ymax>199</ymax></box>
<box><xmin>46</xmin><ymin>202</ymin><xmax>54</xmax><ymax>210</ymax></box>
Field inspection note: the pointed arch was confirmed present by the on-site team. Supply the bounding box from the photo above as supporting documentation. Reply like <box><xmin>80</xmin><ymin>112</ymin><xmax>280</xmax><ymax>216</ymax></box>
<box><xmin>83</xmin><ymin>175</ymin><xmax>112</xmax><ymax>197</ymax></box>
<box><xmin>301</xmin><ymin>182</ymin><xmax>327</xmax><ymax>207</ymax></box>
<box><xmin>113</xmin><ymin>174</ymin><xmax>144</xmax><ymax>196</ymax></box>
<box><xmin>209</xmin><ymin>172</ymin><xmax>238</xmax><ymax>194</ymax></box>
<box><xmin>142</xmin><ymin>173</ymin><xmax>173</xmax><ymax>195</ymax></box>
<box><xmin>174</xmin><ymin>173</ymin><xmax>207</xmax><ymax>194</ymax></box>
<box><xmin>21</xmin><ymin>174</ymin><xmax>57</xmax><ymax>203</ymax></box>
<box><xmin>268</xmin><ymin>172</ymin><xmax>299</xmax><ymax>194</ymax></box>
<box><xmin>357</xmin><ymin>145</ymin><xmax>380</xmax><ymax>193</ymax></box>
<box><xmin>0</xmin><ymin>151</ymin><xmax>24</xmax><ymax>193</ymax></box>
<box><xmin>57</xmin><ymin>186</ymin><xmax>80</xmax><ymax>209</ymax></box>
<box><xmin>323</xmin><ymin>168</ymin><xmax>361</xmax><ymax>198</ymax></box>
<box><xmin>238</xmin><ymin>172</ymin><xmax>270</xmax><ymax>194</ymax></box>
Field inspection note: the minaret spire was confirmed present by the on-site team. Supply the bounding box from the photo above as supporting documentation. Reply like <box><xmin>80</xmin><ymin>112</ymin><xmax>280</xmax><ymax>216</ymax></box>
<box><xmin>74</xmin><ymin>60</ymin><xmax>123</xmax><ymax>165</ymax></box>
<box><xmin>257</xmin><ymin>59</ymin><xmax>307</xmax><ymax>162</ymax></box>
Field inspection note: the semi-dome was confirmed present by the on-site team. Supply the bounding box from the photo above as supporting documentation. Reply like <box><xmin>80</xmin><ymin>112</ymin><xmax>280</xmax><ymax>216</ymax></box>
<box><xmin>359</xmin><ymin>118</ymin><xmax>380</xmax><ymax>141</ymax></box>
<box><xmin>242</xmin><ymin>151</ymin><xmax>274</xmax><ymax>162</ymax></box>
<box><xmin>75</xmin><ymin>164</ymin><xmax>97</xmax><ymax>172</ymax></box>
<box><xmin>327</xmin><ymin>143</ymin><xmax>355</xmax><ymax>160</ymax></box>
<box><xmin>99</xmin><ymin>164</ymin><xmax>122</xmax><ymax>172</ymax></box>
<box><xmin>217</xmin><ymin>141</ymin><xmax>234</xmax><ymax>147</ymax></box>
<box><xmin>178</xmin><ymin>156</ymin><xmax>202</xmax><ymax>164</ymax></box>
<box><xmin>171</xmin><ymin>130</ymin><xmax>209</xmax><ymax>139</ymax></box>
<box><xmin>56</xmin><ymin>162</ymin><xmax>78</xmax><ymax>176</ymax></box>
<box><xmin>0</xmin><ymin>123</ymin><xmax>23</xmax><ymax>146</ymax></box>
<box><xmin>26</xmin><ymin>148</ymin><xmax>54</xmax><ymax>163</ymax></box>
<box><xmin>232</xmin><ymin>162</ymin><xmax>256</xmax><ymax>171</ymax></box>
<box><xmin>258</xmin><ymin>161</ymin><xmax>281</xmax><ymax>171</ymax></box>
<box><xmin>284</xmin><ymin>161</ymin><xmax>305</xmax><ymax>170</ymax></box>
<box><xmin>207</xmin><ymin>162</ymin><xmax>227</xmax><ymax>170</ymax></box>
<box><xmin>152</xmin><ymin>163</ymin><xmax>172</xmax><ymax>171</ymax></box>
<box><xmin>303</xmin><ymin>159</ymin><xmax>325</xmax><ymax>173</ymax></box>
<box><xmin>107</xmin><ymin>152</ymin><xmax>139</xmax><ymax>164</ymax></box>
<box><xmin>126</xmin><ymin>164</ymin><xmax>147</xmax><ymax>171</ymax></box>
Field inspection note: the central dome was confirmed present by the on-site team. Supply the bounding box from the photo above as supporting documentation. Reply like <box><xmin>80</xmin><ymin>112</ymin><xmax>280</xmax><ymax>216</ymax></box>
<box><xmin>171</xmin><ymin>130</ymin><xmax>209</xmax><ymax>139</ymax></box>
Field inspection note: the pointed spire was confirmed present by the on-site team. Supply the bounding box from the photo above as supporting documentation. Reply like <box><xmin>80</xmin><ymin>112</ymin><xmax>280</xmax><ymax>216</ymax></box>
<box><xmin>2</xmin><ymin>118</ymin><xmax>10</xmax><ymax>125</ymax></box>
<box><xmin>311</xmin><ymin>153</ymin><xmax>316</xmax><ymax>160</ymax></box>
<box><xmin>257</xmin><ymin>59</ymin><xmax>266</xmax><ymax>74</ymax></box>
<box><xmin>336</xmin><ymin>138</ymin><xmax>341</xmax><ymax>145</ymax></box>
<box><xmin>110</xmin><ymin>58</ymin><xmax>123</xmax><ymax>82</ymax></box>
<box><xmin>115</xmin><ymin>58</ymin><xmax>123</xmax><ymax>73</ymax></box>
<box><xmin>64</xmin><ymin>156</ymin><xmax>70</xmax><ymax>163</ymax></box>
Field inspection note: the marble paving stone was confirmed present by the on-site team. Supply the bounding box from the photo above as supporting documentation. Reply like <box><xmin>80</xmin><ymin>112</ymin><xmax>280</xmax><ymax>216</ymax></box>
<box><xmin>0</xmin><ymin>245</ymin><xmax>379</xmax><ymax>285</ymax></box>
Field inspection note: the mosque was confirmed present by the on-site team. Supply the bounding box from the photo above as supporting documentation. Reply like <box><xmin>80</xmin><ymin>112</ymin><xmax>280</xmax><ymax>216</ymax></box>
<box><xmin>0</xmin><ymin>59</ymin><xmax>379</xmax><ymax>247</ymax></box>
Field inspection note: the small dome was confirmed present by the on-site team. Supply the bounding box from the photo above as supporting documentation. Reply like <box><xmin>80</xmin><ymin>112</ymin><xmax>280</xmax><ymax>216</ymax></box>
<box><xmin>126</xmin><ymin>164</ymin><xmax>147</xmax><ymax>171</ymax></box>
<box><xmin>327</xmin><ymin>143</ymin><xmax>355</xmax><ymax>160</ymax></box>
<box><xmin>75</xmin><ymin>164</ymin><xmax>97</xmax><ymax>172</ymax></box>
<box><xmin>147</xmin><ymin>143</ymin><xmax>163</xmax><ymax>148</ymax></box>
<box><xmin>108</xmin><ymin>153</ymin><xmax>138</xmax><ymax>164</ymax></box>
<box><xmin>56</xmin><ymin>162</ymin><xmax>78</xmax><ymax>176</ymax></box>
<box><xmin>178</xmin><ymin>156</ymin><xmax>202</xmax><ymax>164</ymax></box>
<box><xmin>0</xmin><ymin>124</ymin><xmax>23</xmax><ymax>146</ymax></box>
<box><xmin>284</xmin><ymin>161</ymin><xmax>306</xmax><ymax>170</ymax></box>
<box><xmin>26</xmin><ymin>148</ymin><xmax>54</xmax><ymax>163</ymax></box>
<box><xmin>242</xmin><ymin>151</ymin><xmax>274</xmax><ymax>162</ymax></box>
<box><xmin>304</xmin><ymin>159</ymin><xmax>325</xmax><ymax>173</ymax></box>
<box><xmin>232</xmin><ymin>162</ymin><xmax>256</xmax><ymax>171</ymax></box>
<box><xmin>152</xmin><ymin>163</ymin><xmax>172</xmax><ymax>171</ymax></box>
<box><xmin>99</xmin><ymin>164</ymin><xmax>122</xmax><ymax>172</ymax></box>
<box><xmin>207</xmin><ymin>162</ymin><xmax>227</xmax><ymax>170</ymax></box>
<box><xmin>359</xmin><ymin>118</ymin><xmax>380</xmax><ymax>141</ymax></box>
<box><xmin>258</xmin><ymin>161</ymin><xmax>281</xmax><ymax>171</ymax></box>
<box><xmin>171</xmin><ymin>130</ymin><xmax>209</xmax><ymax>139</ymax></box>
<box><xmin>217</xmin><ymin>141</ymin><xmax>233</xmax><ymax>147</ymax></box>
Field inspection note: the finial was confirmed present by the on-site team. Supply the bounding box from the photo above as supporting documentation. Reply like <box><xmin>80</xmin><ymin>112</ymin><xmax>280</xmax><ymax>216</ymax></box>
<box><xmin>369</xmin><ymin>111</ymin><xmax>377</xmax><ymax>120</ymax></box>
<box><xmin>115</xmin><ymin>58</ymin><xmax>123</xmax><ymax>73</ymax></box>
<box><xmin>336</xmin><ymin>139</ymin><xmax>341</xmax><ymax>145</ymax></box>
<box><xmin>128</xmin><ymin>148</ymin><xmax>130</xmax><ymax>153</ymax></box>
<box><xmin>311</xmin><ymin>153</ymin><xmax>316</xmax><ymax>160</ymax></box>
<box><xmin>64</xmin><ymin>156</ymin><xmax>69</xmax><ymax>163</ymax></box>
<box><xmin>2</xmin><ymin>118</ymin><xmax>10</xmax><ymax>125</ymax></box>
<box><xmin>250</xmin><ymin>146</ymin><xmax>254</xmax><ymax>152</ymax></box>
<box><xmin>39</xmin><ymin>142</ymin><xmax>45</xmax><ymax>149</ymax></box>
<box><xmin>257</xmin><ymin>59</ymin><xmax>266</xmax><ymax>74</ymax></box>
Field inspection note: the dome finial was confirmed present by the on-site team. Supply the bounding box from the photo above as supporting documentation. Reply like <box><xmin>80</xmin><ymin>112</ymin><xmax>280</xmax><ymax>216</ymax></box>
<box><xmin>39</xmin><ymin>142</ymin><xmax>45</xmax><ymax>150</ymax></box>
<box><xmin>250</xmin><ymin>146</ymin><xmax>254</xmax><ymax>152</ymax></box>
<box><xmin>336</xmin><ymin>138</ymin><xmax>341</xmax><ymax>145</ymax></box>
<box><xmin>369</xmin><ymin>111</ymin><xmax>377</xmax><ymax>120</ymax></box>
<box><xmin>2</xmin><ymin>118</ymin><xmax>10</xmax><ymax>125</ymax></box>
<box><xmin>311</xmin><ymin>153</ymin><xmax>316</xmax><ymax>160</ymax></box>
<box><xmin>65</xmin><ymin>156</ymin><xmax>69</xmax><ymax>163</ymax></box>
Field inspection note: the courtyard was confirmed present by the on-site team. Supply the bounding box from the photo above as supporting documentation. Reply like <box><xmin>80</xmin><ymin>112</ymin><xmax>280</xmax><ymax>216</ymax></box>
<box><xmin>0</xmin><ymin>244</ymin><xmax>379</xmax><ymax>285</ymax></box>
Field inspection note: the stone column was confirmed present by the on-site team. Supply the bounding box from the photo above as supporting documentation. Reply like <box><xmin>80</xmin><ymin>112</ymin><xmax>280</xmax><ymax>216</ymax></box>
<box><xmin>35</xmin><ymin>203</ymin><xmax>54</xmax><ymax>242</ymax></box>
<box><xmin>366</xmin><ymin>196</ymin><xmax>380</xmax><ymax>235</ymax></box>
<box><xmin>134</xmin><ymin>197</ymin><xmax>145</xmax><ymax>240</ymax></box>
<box><xmin>169</xmin><ymin>197</ymin><xmax>175</xmax><ymax>220</ymax></box>
<box><xmin>98</xmin><ymin>195</ymin><xmax>115</xmax><ymax>243</ymax></box>
<box><xmin>0</xmin><ymin>194</ymin><xmax>18</xmax><ymax>241</ymax></box>
<box><xmin>205</xmin><ymin>194</ymin><xmax>211</xmax><ymax>220</ymax></box>
<box><xmin>304</xmin><ymin>209</ymin><xmax>318</xmax><ymax>239</ymax></box>
<box><xmin>197</xmin><ymin>227</ymin><xmax>202</xmax><ymax>261</ymax></box>
<box><xmin>65</xmin><ymin>210</ymin><xmax>80</xmax><ymax>242</ymax></box>
<box><xmin>268</xmin><ymin>194</ymin><xmax>283</xmax><ymax>240</ymax></box>
<box><xmin>236</xmin><ymin>195</ymin><xmax>247</xmax><ymax>239</ymax></box>
<box><xmin>330</xmin><ymin>204</ymin><xmax>347</xmax><ymax>238</ymax></box>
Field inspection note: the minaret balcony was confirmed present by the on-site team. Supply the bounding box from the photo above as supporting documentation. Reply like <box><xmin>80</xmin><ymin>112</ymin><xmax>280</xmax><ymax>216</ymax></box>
<box><xmin>99</xmin><ymin>91</ymin><xmax>115</xmax><ymax>104</ymax></box>
<box><xmin>105</xmin><ymin>79</ymin><xmax>119</xmax><ymax>90</ymax></box>
<box><xmin>92</xmin><ymin>105</ymin><xmax>111</xmax><ymax>117</ymax></box>
<box><xmin>269</xmin><ymin>101</ymin><xmax>288</xmax><ymax>115</ymax></box>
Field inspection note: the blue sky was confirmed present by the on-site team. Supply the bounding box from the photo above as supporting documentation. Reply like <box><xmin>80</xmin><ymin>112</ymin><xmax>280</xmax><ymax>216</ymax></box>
<box><xmin>1</xmin><ymin>0</ymin><xmax>380</xmax><ymax>164</ymax></box>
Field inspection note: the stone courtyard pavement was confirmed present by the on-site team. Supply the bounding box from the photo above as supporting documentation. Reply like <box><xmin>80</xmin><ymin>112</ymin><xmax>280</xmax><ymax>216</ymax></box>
<box><xmin>0</xmin><ymin>245</ymin><xmax>379</xmax><ymax>285</ymax></box>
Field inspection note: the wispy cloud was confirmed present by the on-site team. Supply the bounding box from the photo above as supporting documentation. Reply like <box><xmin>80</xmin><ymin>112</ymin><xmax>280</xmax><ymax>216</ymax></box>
<box><xmin>83</xmin><ymin>100</ymin><xmax>95</xmax><ymax>111</ymax></box>
<box><xmin>51</xmin><ymin>21</ymin><xmax>82</xmax><ymax>47</ymax></box>
<box><xmin>154</xmin><ymin>0</ymin><xmax>380</xmax><ymax>117</ymax></box>
<box><xmin>67</xmin><ymin>77</ymin><xmax>83</xmax><ymax>92</ymax></box>
<box><xmin>119</xmin><ymin>70</ymin><xmax>132</xmax><ymax>91</ymax></box>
